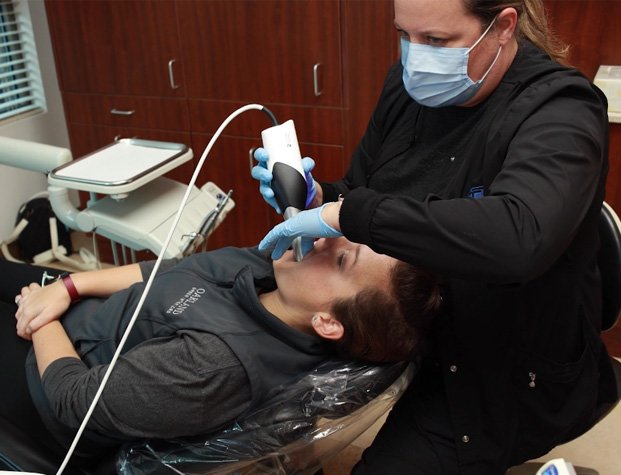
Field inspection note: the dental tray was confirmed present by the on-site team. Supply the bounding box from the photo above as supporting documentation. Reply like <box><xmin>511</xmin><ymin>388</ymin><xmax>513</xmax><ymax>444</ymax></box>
<box><xmin>48</xmin><ymin>138</ymin><xmax>193</xmax><ymax>196</ymax></box>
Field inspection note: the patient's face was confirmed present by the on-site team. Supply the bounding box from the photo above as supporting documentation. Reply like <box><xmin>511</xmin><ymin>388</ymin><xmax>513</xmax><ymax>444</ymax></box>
<box><xmin>273</xmin><ymin>237</ymin><xmax>397</xmax><ymax>312</ymax></box>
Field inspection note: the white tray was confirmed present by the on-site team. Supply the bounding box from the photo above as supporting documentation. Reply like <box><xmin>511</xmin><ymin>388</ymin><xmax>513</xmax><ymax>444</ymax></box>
<box><xmin>48</xmin><ymin>138</ymin><xmax>193</xmax><ymax>195</ymax></box>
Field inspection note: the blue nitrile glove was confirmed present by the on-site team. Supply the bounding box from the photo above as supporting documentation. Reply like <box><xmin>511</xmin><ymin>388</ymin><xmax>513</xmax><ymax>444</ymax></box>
<box><xmin>251</xmin><ymin>147</ymin><xmax>317</xmax><ymax>214</ymax></box>
<box><xmin>259</xmin><ymin>203</ymin><xmax>343</xmax><ymax>260</ymax></box>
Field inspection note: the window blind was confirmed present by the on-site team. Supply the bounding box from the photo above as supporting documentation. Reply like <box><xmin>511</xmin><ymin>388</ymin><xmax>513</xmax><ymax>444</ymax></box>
<box><xmin>0</xmin><ymin>0</ymin><xmax>45</xmax><ymax>122</ymax></box>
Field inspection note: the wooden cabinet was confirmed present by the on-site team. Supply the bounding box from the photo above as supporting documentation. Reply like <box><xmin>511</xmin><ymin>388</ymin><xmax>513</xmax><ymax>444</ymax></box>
<box><xmin>45</xmin><ymin>0</ymin><xmax>184</xmax><ymax>97</ymax></box>
<box><xmin>177</xmin><ymin>0</ymin><xmax>350</xmax><ymax>248</ymax></box>
<box><xmin>340</xmin><ymin>0</ymin><xmax>400</xmax><ymax>155</ymax></box>
<box><xmin>542</xmin><ymin>1</ymin><xmax>621</xmax><ymax>219</ymax></box>
<box><xmin>46</xmin><ymin>0</ymin><xmax>193</xmax><ymax>186</ymax></box>
<box><xmin>190</xmin><ymin>131</ymin><xmax>347</xmax><ymax>249</ymax></box>
<box><xmin>42</xmin><ymin>0</ymin><xmax>621</xmax><ymax>253</ymax></box>
<box><xmin>188</xmin><ymin>99</ymin><xmax>348</xmax><ymax>248</ymax></box>
<box><xmin>45</xmin><ymin>0</ymin><xmax>397</xmax><ymax>250</ymax></box>
<box><xmin>177</xmin><ymin>0</ymin><xmax>342</xmax><ymax>107</ymax></box>
<box><xmin>58</xmin><ymin>92</ymin><xmax>192</xmax><ymax>182</ymax></box>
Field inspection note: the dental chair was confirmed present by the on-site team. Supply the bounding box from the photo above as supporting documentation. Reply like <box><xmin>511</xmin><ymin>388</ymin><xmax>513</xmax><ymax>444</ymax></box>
<box><xmin>1</xmin><ymin>202</ymin><xmax>619</xmax><ymax>475</ymax></box>
<box><xmin>0</xmin><ymin>138</ymin><xmax>414</xmax><ymax>474</ymax></box>
<box><xmin>113</xmin><ymin>203</ymin><xmax>621</xmax><ymax>475</ymax></box>
<box><xmin>116</xmin><ymin>360</ymin><xmax>414</xmax><ymax>475</ymax></box>
<box><xmin>0</xmin><ymin>360</ymin><xmax>414</xmax><ymax>474</ymax></box>
<box><xmin>508</xmin><ymin>201</ymin><xmax>621</xmax><ymax>475</ymax></box>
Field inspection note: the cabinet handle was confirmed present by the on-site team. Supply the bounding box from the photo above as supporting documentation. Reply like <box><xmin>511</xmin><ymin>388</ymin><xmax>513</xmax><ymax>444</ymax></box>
<box><xmin>110</xmin><ymin>109</ymin><xmax>135</xmax><ymax>116</ymax></box>
<box><xmin>313</xmin><ymin>63</ymin><xmax>323</xmax><ymax>97</ymax></box>
<box><xmin>249</xmin><ymin>147</ymin><xmax>257</xmax><ymax>173</ymax></box>
<box><xmin>168</xmin><ymin>59</ymin><xmax>180</xmax><ymax>90</ymax></box>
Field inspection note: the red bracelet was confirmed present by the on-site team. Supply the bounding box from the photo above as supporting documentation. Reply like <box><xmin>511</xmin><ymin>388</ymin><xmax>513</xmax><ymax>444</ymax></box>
<box><xmin>60</xmin><ymin>273</ymin><xmax>80</xmax><ymax>303</ymax></box>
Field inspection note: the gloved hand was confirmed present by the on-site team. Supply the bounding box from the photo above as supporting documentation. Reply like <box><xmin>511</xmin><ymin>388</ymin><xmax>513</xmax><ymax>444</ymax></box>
<box><xmin>259</xmin><ymin>203</ymin><xmax>343</xmax><ymax>260</ymax></box>
<box><xmin>251</xmin><ymin>147</ymin><xmax>317</xmax><ymax>214</ymax></box>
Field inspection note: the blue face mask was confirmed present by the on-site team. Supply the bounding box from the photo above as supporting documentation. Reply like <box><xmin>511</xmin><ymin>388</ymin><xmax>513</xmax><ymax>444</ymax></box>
<box><xmin>401</xmin><ymin>18</ymin><xmax>502</xmax><ymax>107</ymax></box>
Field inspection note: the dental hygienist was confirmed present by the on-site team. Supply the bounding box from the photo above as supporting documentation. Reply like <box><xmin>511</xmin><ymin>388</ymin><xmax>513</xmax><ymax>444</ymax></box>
<box><xmin>252</xmin><ymin>0</ymin><xmax>615</xmax><ymax>473</ymax></box>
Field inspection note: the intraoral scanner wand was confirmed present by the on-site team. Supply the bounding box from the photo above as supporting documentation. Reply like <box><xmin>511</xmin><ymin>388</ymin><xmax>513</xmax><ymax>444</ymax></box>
<box><xmin>261</xmin><ymin>120</ymin><xmax>308</xmax><ymax>261</ymax></box>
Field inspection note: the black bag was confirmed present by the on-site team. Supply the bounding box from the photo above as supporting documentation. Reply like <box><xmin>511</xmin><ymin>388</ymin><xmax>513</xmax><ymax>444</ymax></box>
<box><xmin>15</xmin><ymin>197</ymin><xmax>73</xmax><ymax>262</ymax></box>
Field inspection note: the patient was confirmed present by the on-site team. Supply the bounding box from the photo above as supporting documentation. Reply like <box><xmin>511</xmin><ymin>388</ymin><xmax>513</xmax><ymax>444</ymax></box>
<box><xmin>1</xmin><ymin>238</ymin><xmax>441</xmax><ymax>466</ymax></box>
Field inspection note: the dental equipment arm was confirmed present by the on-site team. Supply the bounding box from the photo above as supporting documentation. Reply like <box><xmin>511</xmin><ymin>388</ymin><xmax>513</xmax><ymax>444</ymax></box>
<box><xmin>181</xmin><ymin>189</ymin><xmax>233</xmax><ymax>256</ymax></box>
<box><xmin>0</xmin><ymin>136</ymin><xmax>235</xmax><ymax>259</ymax></box>
<box><xmin>0</xmin><ymin>136</ymin><xmax>81</xmax><ymax>230</ymax></box>
<box><xmin>0</xmin><ymin>136</ymin><xmax>72</xmax><ymax>174</ymax></box>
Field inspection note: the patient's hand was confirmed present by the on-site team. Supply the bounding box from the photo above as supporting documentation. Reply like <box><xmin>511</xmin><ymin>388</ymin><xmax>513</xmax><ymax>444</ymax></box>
<box><xmin>15</xmin><ymin>281</ymin><xmax>71</xmax><ymax>340</ymax></box>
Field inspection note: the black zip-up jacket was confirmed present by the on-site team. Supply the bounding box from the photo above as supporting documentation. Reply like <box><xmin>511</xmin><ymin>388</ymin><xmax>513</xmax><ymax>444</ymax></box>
<box><xmin>322</xmin><ymin>41</ymin><xmax>616</xmax><ymax>472</ymax></box>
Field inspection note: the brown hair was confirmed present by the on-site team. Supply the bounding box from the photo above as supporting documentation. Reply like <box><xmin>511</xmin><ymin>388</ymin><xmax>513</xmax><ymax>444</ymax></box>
<box><xmin>464</xmin><ymin>0</ymin><xmax>569</xmax><ymax>64</ymax></box>
<box><xmin>330</xmin><ymin>261</ymin><xmax>442</xmax><ymax>363</ymax></box>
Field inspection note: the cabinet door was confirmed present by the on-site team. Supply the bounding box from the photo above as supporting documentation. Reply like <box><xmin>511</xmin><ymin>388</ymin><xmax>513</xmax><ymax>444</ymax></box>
<box><xmin>191</xmin><ymin>134</ymin><xmax>271</xmax><ymax>249</ymax></box>
<box><xmin>45</xmin><ymin>0</ymin><xmax>184</xmax><ymax>96</ymax></box>
<box><xmin>341</xmin><ymin>0</ymin><xmax>399</xmax><ymax>158</ymax></box>
<box><xmin>543</xmin><ymin>0</ymin><xmax>621</xmax><ymax>79</ymax></box>
<box><xmin>178</xmin><ymin>0</ymin><xmax>342</xmax><ymax>106</ymax></box>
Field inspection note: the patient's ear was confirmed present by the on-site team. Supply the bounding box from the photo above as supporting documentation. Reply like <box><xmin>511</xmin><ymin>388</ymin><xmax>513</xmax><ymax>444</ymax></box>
<box><xmin>311</xmin><ymin>312</ymin><xmax>344</xmax><ymax>340</ymax></box>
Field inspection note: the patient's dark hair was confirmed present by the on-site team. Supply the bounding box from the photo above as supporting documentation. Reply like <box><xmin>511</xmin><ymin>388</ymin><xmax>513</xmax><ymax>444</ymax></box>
<box><xmin>330</xmin><ymin>261</ymin><xmax>442</xmax><ymax>363</ymax></box>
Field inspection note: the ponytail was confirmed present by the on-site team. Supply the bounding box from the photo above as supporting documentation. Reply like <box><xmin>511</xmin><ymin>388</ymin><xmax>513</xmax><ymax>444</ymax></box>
<box><xmin>519</xmin><ymin>0</ymin><xmax>569</xmax><ymax>64</ymax></box>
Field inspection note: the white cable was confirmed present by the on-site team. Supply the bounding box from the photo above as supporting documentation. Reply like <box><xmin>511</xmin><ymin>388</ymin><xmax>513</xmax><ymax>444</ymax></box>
<box><xmin>56</xmin><ymin>103</ymin><xmax>267</xmax><ymax>474</ymax></box>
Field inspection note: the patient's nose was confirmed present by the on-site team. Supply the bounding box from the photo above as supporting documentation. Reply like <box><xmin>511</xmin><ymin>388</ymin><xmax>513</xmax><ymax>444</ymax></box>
<box><xmin>315</xmin><ymin>237</ymin><xmax>346</xmax><ymax>253</ymax></box>
<box><xmin>312</xmin><ymin>238</ymin><xmax>328</xmax><ymax>252</ymax></box>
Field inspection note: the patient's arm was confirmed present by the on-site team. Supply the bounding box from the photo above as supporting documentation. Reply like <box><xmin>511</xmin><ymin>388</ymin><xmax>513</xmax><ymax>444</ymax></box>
<box><xmin>15</xmin><ymin>264</ymin><xmax>143</xmax><ymax>339</ymax></box>
<box><xmin>39</xmin><ymin>330</ymin><xmax>251</xmax><ymax>439</ymax></box>
<box><xmin>31</xmin><ymin>321</ymin><xmax>80</xmax><ymax>376</ymax></box>
<box><xmin>55</xmin><ymin>263</ymin><xmax>143</xmax><ymax>297</ymax></box>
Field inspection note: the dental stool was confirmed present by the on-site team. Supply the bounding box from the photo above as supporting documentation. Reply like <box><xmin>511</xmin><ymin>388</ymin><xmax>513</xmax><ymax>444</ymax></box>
<box><xmin>0</xmin><ymin>360</ymin><xmax>414</xmax><ymax>474</ymax></box>
<box><xmin>507</xmin><ymin>202</ymin><xmax>621</xmax><ymax>475</ymax></box>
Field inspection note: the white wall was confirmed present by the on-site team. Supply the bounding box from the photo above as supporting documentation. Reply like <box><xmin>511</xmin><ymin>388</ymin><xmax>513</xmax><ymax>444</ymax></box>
<box><xmin>0</xmin><ymin>0</ymin><xmax>70</xmax><ymax>240</ymax></box>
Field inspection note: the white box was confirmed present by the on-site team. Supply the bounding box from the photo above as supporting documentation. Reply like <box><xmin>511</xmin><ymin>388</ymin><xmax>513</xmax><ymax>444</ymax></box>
<box><xmin>594</xmin><ymin>65</ymin><xmax>621</xmax><ymax>123</ymax></box>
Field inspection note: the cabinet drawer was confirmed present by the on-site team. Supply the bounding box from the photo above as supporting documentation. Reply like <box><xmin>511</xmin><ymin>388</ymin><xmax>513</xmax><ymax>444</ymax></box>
<box><xmin>63</xmin><ymin>93</ymin><xmax>190</xmax><ymax>131</ymax></box>
<box><xmin>189</xmin><ymin>100</ymin><xmax>343</xmax><ymax>146</ymax></box>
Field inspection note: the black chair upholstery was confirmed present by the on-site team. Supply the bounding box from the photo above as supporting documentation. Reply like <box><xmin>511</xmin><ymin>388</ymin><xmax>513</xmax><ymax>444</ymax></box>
<box><xmin>599</xmin><ymin>202</ymin><xmax>621</xmax><ymax>331</ymax></box>
<box><xmin>0</xmin><ymin>415</ymin><xmax>61</xmax><ymax>473</ymax></box>
<box><xmin>597</xmin><ymin>202</ymin><xmax>621</xmax><ymax>418</ymax></box>
<box><xmin>0</xmin><ymin>414</ymin><xmax>116</xmax><ymax>474</ymax></box>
